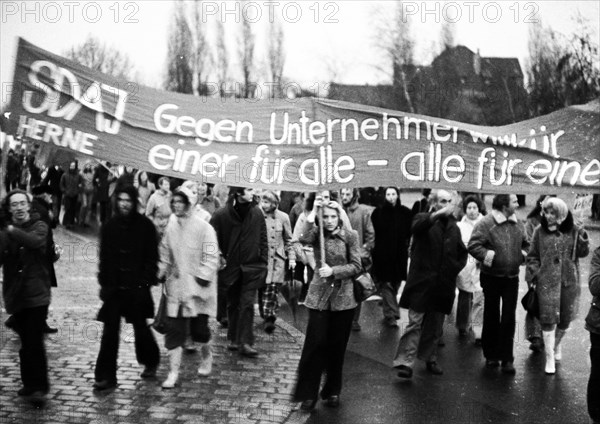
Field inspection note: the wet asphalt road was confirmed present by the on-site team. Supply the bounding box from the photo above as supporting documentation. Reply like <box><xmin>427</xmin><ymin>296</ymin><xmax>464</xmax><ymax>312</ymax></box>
<box><xmin>279</xmin><ymin>223</ymin><xmax>599</xmax><ymax>424</ymax></box>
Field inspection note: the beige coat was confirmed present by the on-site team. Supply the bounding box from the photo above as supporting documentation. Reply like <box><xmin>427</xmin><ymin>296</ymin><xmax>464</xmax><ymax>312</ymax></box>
<box><xmin>263</xmin><ymin>209</ymin><xmax>295</xmax><ymax>284</ymax></box>
<box><xmin>159</xmin><ymin>213</ymin><xmax>219</xmax><ymax>318</ymax></box>
<box><xmin>456</xmin><ymin>214</ymin><xmax>483</xmax><ymax>292</ymax></box>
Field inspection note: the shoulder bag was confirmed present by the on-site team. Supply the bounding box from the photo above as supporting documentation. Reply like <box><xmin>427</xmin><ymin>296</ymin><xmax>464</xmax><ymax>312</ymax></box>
<box><xmin>353</xmin><ymin>269</ymin><xmax>377</xmax><ymax>303</ymax></box>
<box><xmin>521</xmin><ymin>285</ymin><xmax>539</xmax><ymax>318</ymax></box>
<box><xmin>151</xmin><ymin>286</ymin><xmax>168</xmax><ymax>334</ymax></box>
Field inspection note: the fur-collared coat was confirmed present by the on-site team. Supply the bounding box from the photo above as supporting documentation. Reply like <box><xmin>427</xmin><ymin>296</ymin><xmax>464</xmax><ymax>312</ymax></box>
<box><xmin>526</xmin><ymin>212</ymin><xmax>589</xmax><ymax>325</ymax></box>
<box><xmin>585</xmin><ymin>246</ymin><xmax>600</xmax><ymax>334</ymax></box>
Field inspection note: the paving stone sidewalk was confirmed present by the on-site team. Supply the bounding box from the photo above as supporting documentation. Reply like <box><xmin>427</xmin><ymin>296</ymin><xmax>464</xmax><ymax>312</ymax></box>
<box><xmin>0</xmin><ymin>227</ymin><xmax>310</xmax><ymax>424</ymax></box>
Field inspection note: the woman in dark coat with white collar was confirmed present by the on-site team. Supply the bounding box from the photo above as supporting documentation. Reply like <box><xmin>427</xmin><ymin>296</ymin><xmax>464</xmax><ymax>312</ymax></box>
<box><xmin>527</xmin><ymin>197</ymin><xmax>589</xmax><ymax>374</ymax></box>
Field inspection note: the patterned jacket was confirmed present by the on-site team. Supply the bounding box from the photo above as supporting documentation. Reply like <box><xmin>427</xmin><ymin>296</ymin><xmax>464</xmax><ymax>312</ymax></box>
<box><xmin>299</xmin><ymin>221</ymin><xmax>361</xmax><ymax>311</ymax></box>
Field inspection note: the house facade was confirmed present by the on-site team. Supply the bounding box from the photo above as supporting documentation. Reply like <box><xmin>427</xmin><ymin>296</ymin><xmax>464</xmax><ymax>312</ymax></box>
<box><xmin>329</xmin><ymin>45</ymin><xmax>529</xmax><ymax>126</ymax></box>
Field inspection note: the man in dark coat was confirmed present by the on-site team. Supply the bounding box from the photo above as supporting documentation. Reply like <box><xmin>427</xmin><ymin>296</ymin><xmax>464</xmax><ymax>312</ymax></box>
<box><xmin>0</xmin><ymin>189</ymin><xmax>51</xmax><ymax>401</ymax></box>
<box><xmin>393</xmin><ymin>190</ymin><xmax>467</xmax><ymax>379</ymax></box>
<box><xmin>5</xmin><ymin>149</ymin><xmax>21</xmax><ymax>192</ymax></box>
<box><xmin>341</xmin><ymin>187</ymin><xmax>375</xmax><ymax>331</ymax></box>
<box><xmin>93</xmin><ymin>162</ymin><xmax>114</xmax><ymax>224</ymax></box>
<box><xmin>411</xmin><ymin>188</ymin><xmax>432</xmax><ymax>215</ymax></box>
<box><xmin>31</xmin><ymin>185</ymin><xmax>59</xmax><ymax>333</ymax></box>
<box><xmin>210</xmin><ymin>187</ymin><xmax>268</xmax><ymax>357</ymax></box>
<box><xmin>93</xmin><ymin>185</ymin><xmax>160</xmax><ymax>391</ymax></box>
<box><xmin>42</xmin><ymin>163</ymin><xmax>64</xmax><ymax>225</ymax></box>
<box><xmin>59</xmin><ymin>161</ymin><xmax>83</xmax><ymax>228</ymax></box>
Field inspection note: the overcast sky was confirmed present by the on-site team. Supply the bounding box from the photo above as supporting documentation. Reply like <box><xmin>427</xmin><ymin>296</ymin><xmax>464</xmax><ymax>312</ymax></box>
<box><xmin>1</xmin><ymin>0</ymin><xmax>598</xmax><ymax>107</ymax></box>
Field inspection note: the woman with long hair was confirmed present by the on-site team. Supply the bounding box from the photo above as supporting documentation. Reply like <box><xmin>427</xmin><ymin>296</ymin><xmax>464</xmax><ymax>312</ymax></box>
<box><xmin>293</xmin><ymin>197</ymin><xmax>361</xmax><ymax>412</ymax></box>
<box><xmin>370</xmin><ymin>187</ymin><xmax>412</xmax><ymax>328</ymax></box>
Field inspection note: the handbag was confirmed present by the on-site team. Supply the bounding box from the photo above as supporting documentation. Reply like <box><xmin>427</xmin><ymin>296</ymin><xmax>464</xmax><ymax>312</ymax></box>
<box><xmin>151</xmin><ymin>289</ymin><xmax>168</xmax><ymax>334</ymax></box>
<box><xmin>50</xmin><ymin>242</ymin><xmax>62</xmax><ymax>263</ymax></box>
<box><xmin>353</xmin><ymin>270</ymin><xmax>377</xmax><ymax>303</ymax></box>
<box><xmin>521</xmin><ymin>285</ymin><xmax>539</xmax><ymax>318</ymax></box>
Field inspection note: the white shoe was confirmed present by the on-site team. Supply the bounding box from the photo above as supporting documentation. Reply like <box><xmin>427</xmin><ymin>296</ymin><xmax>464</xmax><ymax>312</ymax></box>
<box><xmin>542</xmin><ymin>331</ymin><xmax>555</xmax><ymax>374</ymax></box>
<box><xmin>162</xmin><ymin>347</ymin><xmax>182</xmax><ymax>388</ymax></box>
<box><xmin>197</xmin><ymin>344</ymin><xmax>213</xmax><ymax>377</ymax></box>
<box><xmin>162</xmin><ymin>372</ymin><xmax>179</xmax><ymax>389</ymax></box>
<box><xmin>554</xmin><ymin>344</ymin><xmax>562</xmax><ymax>361</ymax></box>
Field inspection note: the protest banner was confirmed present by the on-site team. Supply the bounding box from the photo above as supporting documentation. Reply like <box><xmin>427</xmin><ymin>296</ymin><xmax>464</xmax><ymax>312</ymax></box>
<box><xmin>5</xmin><ymin>38</ymin><xmax>600</xmax><ymax>193</ymax></box>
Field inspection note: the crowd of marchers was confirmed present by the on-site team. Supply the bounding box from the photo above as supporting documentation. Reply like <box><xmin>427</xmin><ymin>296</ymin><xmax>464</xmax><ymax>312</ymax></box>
<box><xmin>1</xmin><ymin>165</ymin><xmax>599</xmax><ymax>422</ymax></box>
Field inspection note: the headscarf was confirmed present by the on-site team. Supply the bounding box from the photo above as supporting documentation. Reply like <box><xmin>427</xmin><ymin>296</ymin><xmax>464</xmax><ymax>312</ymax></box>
<box><xmin>542</xmin><ymin>197</ymin><xmax>569</xmax><ymax>225</ymax></box>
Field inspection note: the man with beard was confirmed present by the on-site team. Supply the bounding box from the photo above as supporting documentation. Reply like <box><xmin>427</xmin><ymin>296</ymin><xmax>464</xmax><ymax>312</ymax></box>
<box><xmin>340</xmin><ymin>188</ymin><xmax>375</xmax><ymax>331</ymax></box>
<box><xmin>93</xmin><ymin>185</ymin><xmax>160</xmax><ymax>391</ymax></box>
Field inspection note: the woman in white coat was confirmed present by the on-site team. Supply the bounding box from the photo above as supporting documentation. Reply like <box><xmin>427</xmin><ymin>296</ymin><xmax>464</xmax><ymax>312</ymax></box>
<box><xmin>456</xmin><ymin>195</ymin><xmax>485</xmax><ymax>344</ymax></box>
<box><xmin>158</xmin><ymin>186</ymin><xmax>219</xmax><ymax>388</ymax></box>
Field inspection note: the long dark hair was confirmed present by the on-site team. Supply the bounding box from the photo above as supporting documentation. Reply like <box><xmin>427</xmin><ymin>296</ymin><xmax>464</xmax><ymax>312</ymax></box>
<box><xmin>382</xmin><ymin>186</ymin><xmax>401</xmax><ymax>208</ymax></box>
<box><xmin>527</xmin><ymin>195</ymin><xmax>556</xmax><ymax>219</ymax></box>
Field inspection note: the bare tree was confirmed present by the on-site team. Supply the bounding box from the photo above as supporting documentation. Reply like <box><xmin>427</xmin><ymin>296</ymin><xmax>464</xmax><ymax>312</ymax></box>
<box><xmin>238</xmin><ymin>1</ymin><xmax>256</xmax><ymax>98</ymax></box>
<box><xmin>267</xmin><ymin>17</ymin><xmax>285</xmax><ymax>99</ymax></box>
<box><xmin>64</xmin><ymin>35</ymin><xmax>135</xmax><ymax>80</ymax></box>
<box><xmin>165</xmin><ymin>0</ymin><xmax>194</xmax><ymax>94</ymax></box>
<box><xmin>557</xmin><ymin>12</ymin><xmax>600</xmax><ymax>107</ymax></box>
<box><xmin>526</xmin><ymin>20</ymin><xmax>564</xmax><ymax>115</ymax></box>
<box><xmin>372</xmin><ymin>1</ymin><xmax>415</xmax><ymax>112</ymax></box>
<box><xmin>214</xmin><ymin>19</ymin><xmax>229</xmax><ymax>97</ymax></box>
<box><xmin>439</xmin><ymin>21</ymin><xmax>456</xmax><ymax>51</ymax></box>
<box><xmin>190</xmin><ymin>1</ymin><xmax>212</xmax><ymax>96</ymax></box>
<box><xmin>526</xmin><ymin>13</ymin><xmax>599</xmax><ymax>116</ymax></box>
